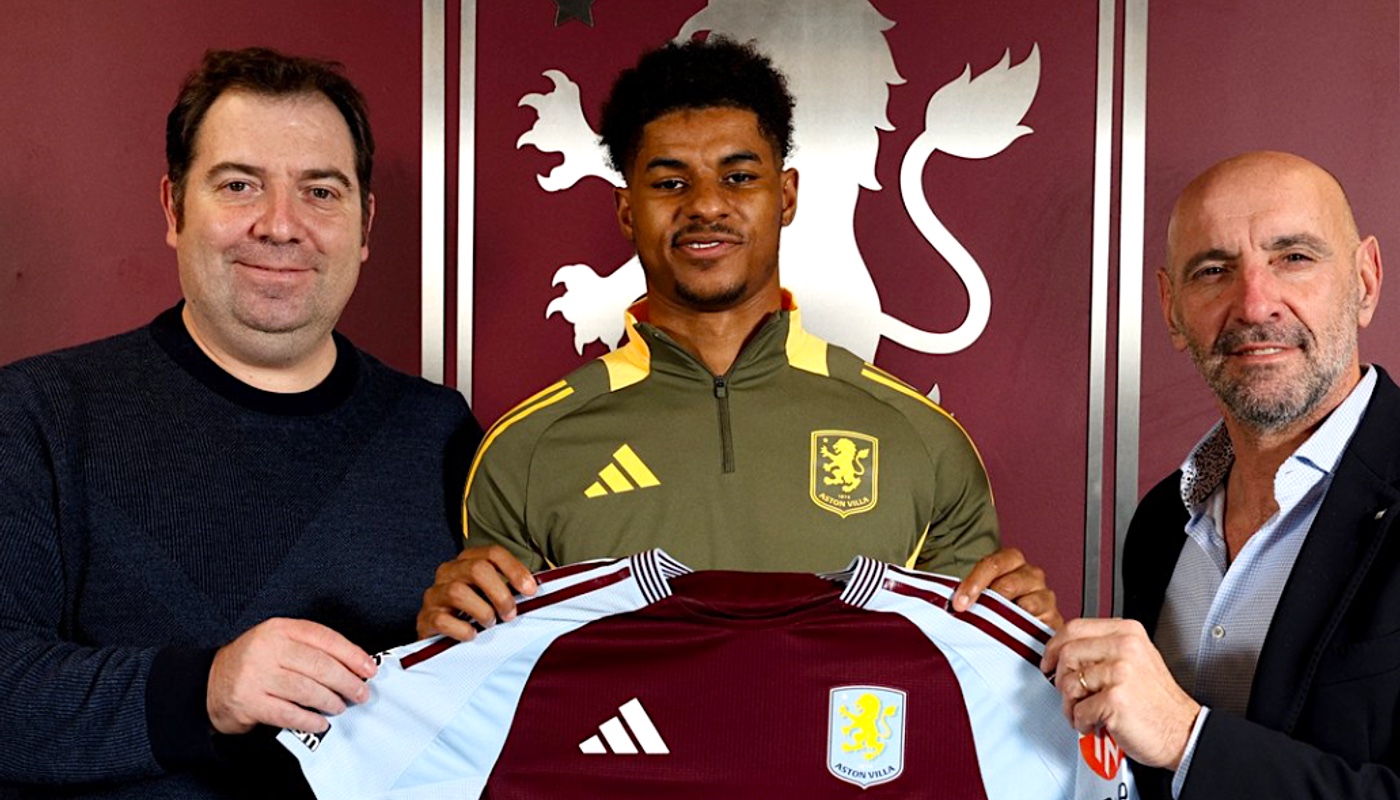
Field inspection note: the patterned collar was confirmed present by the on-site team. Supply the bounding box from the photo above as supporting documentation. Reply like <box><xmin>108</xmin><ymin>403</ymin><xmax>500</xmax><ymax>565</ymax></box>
<box><xmin>1179</xmin><ymin>424</ymin><xmax>1234</xmax><ymax>509</ymax></box>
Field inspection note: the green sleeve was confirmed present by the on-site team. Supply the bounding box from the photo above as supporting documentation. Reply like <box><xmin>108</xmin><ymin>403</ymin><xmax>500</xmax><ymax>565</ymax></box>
<box><xmin>912</xmin><ymin>414</ymin><xmax>1000</xmax><ymax>578</ymax></box>
<box><xmin>463</xmin><ymin>430</ymin><xmax>549</xmax><ymax>573</ymax></box>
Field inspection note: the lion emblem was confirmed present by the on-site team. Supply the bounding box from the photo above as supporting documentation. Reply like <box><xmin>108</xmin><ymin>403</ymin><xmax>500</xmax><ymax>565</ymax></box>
<box><xmin>516</xmin><ymin>0</ymin><xmax>1040</xmax><ymax>400</ymax></box>
<box><xmin>828</xmin><ymin>686</ymin><xmax>906</xmax><ymax>787</ymax></box>
<box><xmin>839</xmin><ymin>693</ymin><xmax>898</xmax><ymax>760</ymax></box>
<box><xmin>822</xmin><ymin>437</ymin><xmax>870</xmax><ymax>494</ymax></box>
<box><xmin>810</xmin><ymin>431</ymin><xmax>878</xmax><ymax>517</ymax></box>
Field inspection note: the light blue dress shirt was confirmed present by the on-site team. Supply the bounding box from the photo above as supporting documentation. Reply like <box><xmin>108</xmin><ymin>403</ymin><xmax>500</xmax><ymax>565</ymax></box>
<box><xmin>1159</xmin><ymin>366</ymin><xmax>1376</xmax><ymax>797</ymax></box>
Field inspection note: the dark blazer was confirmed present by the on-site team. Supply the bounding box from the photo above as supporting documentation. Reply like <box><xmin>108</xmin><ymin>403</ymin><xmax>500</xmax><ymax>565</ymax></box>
<box><xmin>1123</xmin><ymin>366</ymin><xmax>1400</xmax><ymax>799</ymax></box>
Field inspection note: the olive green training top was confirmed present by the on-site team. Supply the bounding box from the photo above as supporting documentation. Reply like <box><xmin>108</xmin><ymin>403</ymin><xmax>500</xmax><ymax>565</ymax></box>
<box><xmin>465</xmin><ymin>295</ymin><xmax>999</xmax><ymax>575</ymax></box>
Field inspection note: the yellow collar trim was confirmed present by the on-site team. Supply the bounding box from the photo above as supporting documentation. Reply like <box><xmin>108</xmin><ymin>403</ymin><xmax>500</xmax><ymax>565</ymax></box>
<box><xmin>600</xmin><ymin>301</ymin><xmax>653</xmax><ymax>391</ymax></box>
<box><xmin>604</xmin><ymin>290</ymin><xmax>828</xmax><ymax>387</ymax></box>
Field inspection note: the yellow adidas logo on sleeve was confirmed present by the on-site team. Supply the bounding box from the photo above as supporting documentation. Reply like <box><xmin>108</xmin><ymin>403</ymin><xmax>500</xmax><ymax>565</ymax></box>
<box><xmin>585</xmin><ymin>445</ymin><xmax>661</xmax><ymax>498</ymax></box>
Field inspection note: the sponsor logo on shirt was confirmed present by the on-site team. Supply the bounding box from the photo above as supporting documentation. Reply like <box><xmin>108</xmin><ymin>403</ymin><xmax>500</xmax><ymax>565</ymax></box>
<box><xmin>1080</xmin><ymin>728</ymin><xmax>1125</xmax><ymax>780</ymax></box>
<box><xmin>288</xmin><ymin>723</ymin><xmax>330</xmax><ymax>752</ymax></box>
<box><xmin>811</xmin><ymin>431</ymin><xmax>879</xmax><ymax>517</ymax></box>
<box><xmin>828</xmin><ymin>685</ymin><xmax>905</xmax><ymax>787</ymax></box>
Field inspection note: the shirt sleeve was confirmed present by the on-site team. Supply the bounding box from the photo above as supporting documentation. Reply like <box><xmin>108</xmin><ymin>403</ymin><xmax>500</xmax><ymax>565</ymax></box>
<box><xmin>0</xmin><ymin>366</ymin><xmax>172</xmax><ymax>784</ymax></box>
<box><xmin>463</xmin><ymin>427</ymin><xmax>549</xmax><ymax>572</ymax></box>
<box><xmin>912</xmin><ymin>410</ymin><xmax>1000</xmax><ymax>577</ymax></box>
<box><xmin>1171</xmin><ymin>705</ymin><xmax>1210</xmax><ymax>798</ymax></box>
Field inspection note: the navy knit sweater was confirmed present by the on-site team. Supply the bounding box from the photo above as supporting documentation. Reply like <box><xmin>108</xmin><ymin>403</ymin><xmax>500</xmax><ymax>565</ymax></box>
<box><xmin>0</xmin><ymin>307</ymin><xmax>478</xmax><ymax>798</ymax></box>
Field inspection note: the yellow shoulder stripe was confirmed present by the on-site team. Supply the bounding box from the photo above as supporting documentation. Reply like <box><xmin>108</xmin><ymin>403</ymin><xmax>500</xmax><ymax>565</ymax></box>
<box><xmin>493</xmin><ymin>380</ymin><xmax>569</xmax><ymax>428</ymax></box>
<box><xmin>859</xmin><ymin>366</ymin><xmax>993</xmax><ymax>501</ymax></box>
<box><xmin>859</xmin><ymin>366</ymin><xmax>947</xmax><ymax>417</ymax></box>
<box><xmin>462</xmin><ymin>381</ymin><xmax>575</xmax><ymax>539</ymax></box>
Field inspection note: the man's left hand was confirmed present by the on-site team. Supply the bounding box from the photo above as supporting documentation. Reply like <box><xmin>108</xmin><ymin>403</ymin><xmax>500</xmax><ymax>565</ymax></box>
<box><xmin>952</xmin><ymin>546</ymin><xmax>1062</xmax><ymax>629</ymax></box>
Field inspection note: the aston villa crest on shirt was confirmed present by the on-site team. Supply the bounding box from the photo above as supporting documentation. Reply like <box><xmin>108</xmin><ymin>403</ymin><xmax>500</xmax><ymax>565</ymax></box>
<box><xmin>827</xmin><ymin>685</ymin><xmax>905</xmax><ymax>788</ymax></box>
<box><xmin>811</xmin><ymin>431</ymin><xmax>879</xmax><ymax>517</ymax></box>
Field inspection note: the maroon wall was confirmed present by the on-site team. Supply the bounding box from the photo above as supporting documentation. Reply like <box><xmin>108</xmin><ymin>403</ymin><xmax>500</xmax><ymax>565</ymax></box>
<box><xmin>0</xmin><ymin>0</ymin><xmax>424</xmax><ymax>373</ymax></box>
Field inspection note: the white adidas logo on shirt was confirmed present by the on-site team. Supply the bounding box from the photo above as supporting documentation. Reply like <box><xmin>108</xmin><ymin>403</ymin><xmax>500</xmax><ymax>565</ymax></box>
<box><xmin>578</xmin><ymin>698</ymin><xmax>670</xmax><ymax>755</ymax></box>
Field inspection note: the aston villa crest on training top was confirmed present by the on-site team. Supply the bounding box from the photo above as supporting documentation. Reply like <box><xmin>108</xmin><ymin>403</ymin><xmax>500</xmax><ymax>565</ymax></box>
<box><xmin>811</xmin><ymin>430</ymin><xmax>879</xmax><ymax>517</ymax></box>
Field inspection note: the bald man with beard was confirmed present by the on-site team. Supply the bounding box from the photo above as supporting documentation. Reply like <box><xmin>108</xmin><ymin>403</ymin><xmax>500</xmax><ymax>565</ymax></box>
<box><xmin>1044</xmin><ymin>151</ymin><xmax>1400</xmax><ymax>799</ymax></box>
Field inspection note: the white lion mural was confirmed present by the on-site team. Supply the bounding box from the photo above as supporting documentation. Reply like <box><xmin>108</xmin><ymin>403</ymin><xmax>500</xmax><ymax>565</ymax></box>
<box><xmin>518</xmin><ymin>0</ymin><xmax>1040</xmax><ymax>373</ymax></box>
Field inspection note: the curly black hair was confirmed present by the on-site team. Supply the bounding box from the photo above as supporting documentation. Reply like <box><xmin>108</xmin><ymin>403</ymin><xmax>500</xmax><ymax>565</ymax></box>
<box><xmin>599</xmin><ymin>37</ymin><xmax>794</xmax><ymax>179</ymax></box>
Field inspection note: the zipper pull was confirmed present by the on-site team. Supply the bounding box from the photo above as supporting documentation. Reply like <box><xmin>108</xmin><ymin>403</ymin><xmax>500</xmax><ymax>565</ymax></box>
<box><xmin>713</xmin><ymin>376</ymin><xmax>728</xmax><ymax>399</ymax></box>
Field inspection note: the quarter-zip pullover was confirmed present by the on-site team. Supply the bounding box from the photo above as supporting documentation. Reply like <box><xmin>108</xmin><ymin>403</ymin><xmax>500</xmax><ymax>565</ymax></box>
<box><xmin>465</xmin><ymin>293</ymin><xmax>998</xmax><ymax>575</ymax></box>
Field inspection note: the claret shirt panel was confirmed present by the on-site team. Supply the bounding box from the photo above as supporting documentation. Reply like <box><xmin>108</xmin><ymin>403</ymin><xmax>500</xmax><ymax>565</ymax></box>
<box><xmin>278</xmin><ymin>551</ymin><xmax>1138</xmax><ymax>800</ymax></box>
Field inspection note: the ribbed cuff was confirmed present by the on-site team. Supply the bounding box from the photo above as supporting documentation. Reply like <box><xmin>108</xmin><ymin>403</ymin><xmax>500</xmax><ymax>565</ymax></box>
<box><xmin>145</xmin><ymin>646</ymin><xmax>219</xmax><ymax>770</ymax></box>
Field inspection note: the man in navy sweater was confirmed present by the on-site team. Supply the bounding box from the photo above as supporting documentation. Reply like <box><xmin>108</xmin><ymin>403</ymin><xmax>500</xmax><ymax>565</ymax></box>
<box><xmin>0</xmin><ymin>48</ymin><xmax>478</xmax><ymax>798</ymax></box>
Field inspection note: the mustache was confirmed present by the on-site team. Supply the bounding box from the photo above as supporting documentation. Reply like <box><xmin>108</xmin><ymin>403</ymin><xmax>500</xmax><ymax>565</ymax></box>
<box><xmin>670</xmin><ymin>223</ymin><xmax>742</xmax><ymax>247</ymax></box>
<box><xmin>1213</xmin><ymin>323</ymin><xmax>1311</xmax><ymax>356</ymax></box>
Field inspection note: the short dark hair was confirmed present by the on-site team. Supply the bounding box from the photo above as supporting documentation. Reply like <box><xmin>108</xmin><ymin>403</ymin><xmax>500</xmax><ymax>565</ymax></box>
<box><xmin>165</xmin><ymin>47</ymin><xmax>374</xmax><ymax>227</ymax></box>
<box><xmin>599</xmin><ymin>37</ymin><xmax>794</xmax><ymax>178</ymax></box>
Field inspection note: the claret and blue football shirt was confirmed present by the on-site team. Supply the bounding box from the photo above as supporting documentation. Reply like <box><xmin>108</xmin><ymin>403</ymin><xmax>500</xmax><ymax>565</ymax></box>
<box><xmin>278</xmin><ymin>550</ymin><xmax>1136</xmax><ymax>799</ymax></box>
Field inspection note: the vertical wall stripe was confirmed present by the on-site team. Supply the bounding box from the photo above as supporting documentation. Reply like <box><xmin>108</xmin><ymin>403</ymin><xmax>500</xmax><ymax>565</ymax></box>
<box><xmin>456</xmin><ymin>1</ymin><xmax>478</xmax><ymax>400</ymax></box>
<box><xmin>421</xmin><ymin>0</ymin><xmax>447</xmax><ymax>383</ymax></box>
<box><xmin>1114</xmin><ymin>0</ymin><xmax>1149</xmax><ymax>615</ymax></box>
<box><xmin>1083</xmin><ymin>0</ymin><xmax>1117</xmax><ymax>619</ymax></box>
